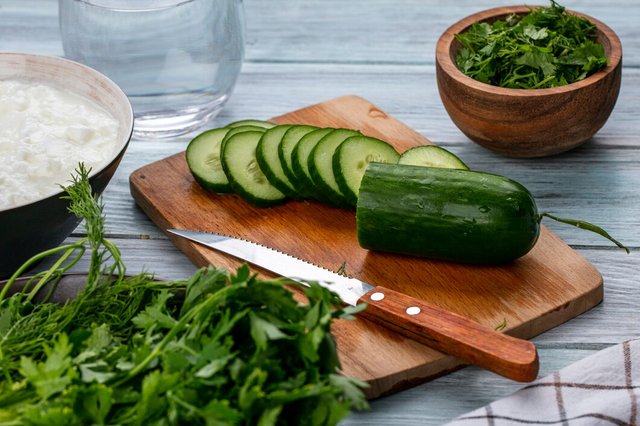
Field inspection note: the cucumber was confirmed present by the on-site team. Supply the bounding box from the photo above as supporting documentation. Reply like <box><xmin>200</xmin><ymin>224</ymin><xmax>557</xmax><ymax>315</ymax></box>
<box><xmin>255</xmin><ymin>125</ymin><xmax>300</xmax><ymax>199</ymax></box>
<box><xmin>226</xmin><ymin>119</ymin><xmax>276</xmax><ymax>129</ymax></box>
<box><xmin>333</xmin><ymin>135</ymin><xmax>400</xmax><ymax>206</ymax></box>
<box><xmin>222</xmin><ymin>125</ymin><xmax>267</xmax><ymax>143</ymax></box>
<box><xmin>186</xmin><ymin>127</ymin><xmax>232</xmax><ymax>193</ymax></box>
<box><xmin>308</xmin><ymin>128</ymin><xmax>360</xmax><ymax>206</ymax></box>
<box><xmin>356</xmin><ymin>163</ymin><xmax>540</xmax><ymax>264</ymax></box>
<box><xmin>220</xmin><ymin>125</ymin><xmax>268</xmax><ymax>156</ymax></box>
<box><xmin>278</xmin><ymin>125</ymin><xmax>318</xmax><ymax>194</ymax></box>
<box><xmin>291</xmin><ymin>127</ymin><xmax>334</xmax><ymax>200</ymax></box>
<box><xmin>399</xmin><ymin>145</ymin><xmax>469</xmax><ymax>170</ymax></box>
<box><xmin>221</xmin><ymin>130</ymin><xmax>286</xmax><ymax>207</ymax></box>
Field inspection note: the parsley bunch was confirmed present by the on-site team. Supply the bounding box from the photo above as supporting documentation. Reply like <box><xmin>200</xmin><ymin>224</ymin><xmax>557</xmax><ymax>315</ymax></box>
<box><xmin>455</xmin><ymin>1</ymin><xmax>608</xmax><ymax>89</ymax></box>
<box><xmin>0</xmin><ymin>166</ymin><xmax>368</xmax><ymax>425</ymax></box>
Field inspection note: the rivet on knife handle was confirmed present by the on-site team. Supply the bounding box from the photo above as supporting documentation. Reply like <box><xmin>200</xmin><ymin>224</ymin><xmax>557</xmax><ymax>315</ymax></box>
<box><xmin>359</xmin><ymin>286</ymin><xmax>539</xmax><ymax>382</ymax></box>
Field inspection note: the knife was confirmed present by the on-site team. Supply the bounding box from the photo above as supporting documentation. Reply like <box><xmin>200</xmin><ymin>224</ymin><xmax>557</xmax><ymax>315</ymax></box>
<box><xmin>167</xmin><ymin>228</ymin><xmax>539</xmax><ymax>382</ymax></box>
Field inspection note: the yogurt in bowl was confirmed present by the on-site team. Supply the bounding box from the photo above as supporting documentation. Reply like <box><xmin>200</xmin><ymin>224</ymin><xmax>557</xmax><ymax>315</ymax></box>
<box><xmin>0</xmin><ymin>79</ymin><xmax>121</xmax><ymax>209</ymax></box>
<box><xmin>0</xmin><ymin>53</ymin><xmax>133</xmax><ymax>278</ymax></box>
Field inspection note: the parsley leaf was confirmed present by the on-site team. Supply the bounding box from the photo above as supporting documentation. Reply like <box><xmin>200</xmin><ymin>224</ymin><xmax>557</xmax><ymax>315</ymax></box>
<box><xmin>455</xmin><ymin>1</ymin><xmax>608</xmax><ymax>88</ymax></box>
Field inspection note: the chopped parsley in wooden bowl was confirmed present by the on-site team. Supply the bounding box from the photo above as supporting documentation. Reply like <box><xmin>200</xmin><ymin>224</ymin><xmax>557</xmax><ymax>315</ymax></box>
<box><xmin>435</xmin><ymin>2</ymin><xmax>622</xmax><ymax>157</ymax></box>
<box><xmin>455</xmin><ymin>1</ymin><xmax>608</xmax><ymax>89</ymax></box>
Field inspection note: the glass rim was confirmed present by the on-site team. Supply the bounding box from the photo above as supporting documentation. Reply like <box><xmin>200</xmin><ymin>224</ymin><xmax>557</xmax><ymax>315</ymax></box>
<box><xmin>64</xmin><ymin>0</ymin><xmax>197</xmax><ymax>11</ymax></box>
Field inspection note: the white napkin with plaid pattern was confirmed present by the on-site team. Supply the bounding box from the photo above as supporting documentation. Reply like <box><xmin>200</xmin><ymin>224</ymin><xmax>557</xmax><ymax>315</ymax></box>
<box><xmin>446</xmin><ymin>339</ymin><xmax>639</xmax><ymax>426</ymax></box>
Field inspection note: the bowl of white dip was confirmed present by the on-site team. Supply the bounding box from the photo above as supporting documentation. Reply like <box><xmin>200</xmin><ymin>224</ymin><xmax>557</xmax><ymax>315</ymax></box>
<box><xmin>0</xmin><ymin>53</ymin><xmax>133</xmax><ymax>278</ymax></box>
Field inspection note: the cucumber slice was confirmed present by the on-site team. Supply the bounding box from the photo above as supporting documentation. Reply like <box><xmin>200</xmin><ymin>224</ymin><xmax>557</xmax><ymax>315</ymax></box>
<box><xmin>398</xmin><ymin>145</ymin><xmax>469</xmax><ymax>170</ymax></box>
<box><xmin>220</xmin><ymin>125</ymin><xmax>268</xmax><ymax>154</ymax></box>
<box><xmin>278</xmin><ymin>125</ymin><xmax>318</xmax><ymax>193</ymax></box>
<box><xmin>226</xmin><ymin>119</ymin><xmax>276</xmax><ymax>129</ymax></box>
<box><xmin>308</xmin><ymin>128</ymin><xmax>360</xmax><ymax>206</ymax></box>
<box><xmin>291</xmin><ymin>127</ymin><xmax>334</xmax><ymax>200</ymax></box>
<box><xmin>223</xmin><ymin>125</ymin><xmax>267</xmax><ymax>141</ymax></box>
<box><xmin>221</xmin><ymin>130</ymin><xmax>286</xmax><ymax>207</ymax></box>
<box><xmin>255</xmin><ymin>124</ymin><xmax>300</xmax><ymax>199</ymax></box>
<box><xmin>333</xmin><ymin>135</ymin><xmax>400</xmax><ymax>206</ymax></box>
<box><xmin>186</xmin><ymin>127</ymin><xmax>233</xmax><ymax>193</ymax></box>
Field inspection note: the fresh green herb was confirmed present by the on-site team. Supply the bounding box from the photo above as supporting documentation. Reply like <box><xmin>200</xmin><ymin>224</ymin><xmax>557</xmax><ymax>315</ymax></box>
<box><xmin>539</xmin><ymin>212</ymin><xmax>629</xmax><ymax>253</ymax></box>
<box><xmin>494</xmin><ymin>318</ymin><xmax>508</xmax><ymax>332</ymax></box>
<box><xmin>0</xmin><ymin>165</ymin><xmax>368</xmax><ymax>425</ymax></box>
<box><xmin>455</xmin><ymin>1</ymin><xmax>608</xmax><ymax>88</ymax></box>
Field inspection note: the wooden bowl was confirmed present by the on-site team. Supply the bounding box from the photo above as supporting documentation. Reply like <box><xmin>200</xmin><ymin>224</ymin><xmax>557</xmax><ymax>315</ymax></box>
<box><xmin>435</xmin><ymin>6</ymin><xmax>622</xmax><ymax>157</ymax></box>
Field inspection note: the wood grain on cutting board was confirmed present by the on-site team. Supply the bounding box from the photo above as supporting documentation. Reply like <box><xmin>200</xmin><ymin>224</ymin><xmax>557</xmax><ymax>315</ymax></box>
<box><xmin>129</xmin><ymin>95</ymin><xmax>602</xmax><ymax>398</ymax></box>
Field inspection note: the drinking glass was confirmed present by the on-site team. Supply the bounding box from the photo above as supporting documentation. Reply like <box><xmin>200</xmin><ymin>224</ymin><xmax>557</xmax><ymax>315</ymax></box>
<box><xmin>59</xmin><ymin>0</ymin><xmax>245</xmax><ymax>138</ymax></box>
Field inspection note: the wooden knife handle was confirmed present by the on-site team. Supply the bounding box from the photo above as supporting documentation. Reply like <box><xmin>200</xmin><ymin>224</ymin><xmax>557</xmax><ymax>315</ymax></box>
<box><xmin>358</xmin><ymin>285</ymin><xmax>539</xmax><ymax>382</ymax></box>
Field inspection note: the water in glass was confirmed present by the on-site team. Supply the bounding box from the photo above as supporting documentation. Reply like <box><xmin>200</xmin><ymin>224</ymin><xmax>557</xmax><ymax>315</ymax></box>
<box><xmin>59</xmin><ymin>0</ymin><xmax>245</xmax><ymax>138</ymax></box>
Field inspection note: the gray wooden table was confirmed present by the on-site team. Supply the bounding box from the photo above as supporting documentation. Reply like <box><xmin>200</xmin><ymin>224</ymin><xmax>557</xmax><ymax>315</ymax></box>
<box><xmin>2</xmin><ymin>1</ymin><xmax>639</xmax><ymax>424</ymax></box>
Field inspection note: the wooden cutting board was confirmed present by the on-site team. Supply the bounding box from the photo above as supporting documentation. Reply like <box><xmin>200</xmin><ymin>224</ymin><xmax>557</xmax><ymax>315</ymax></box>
<box><xmin>129</xmin><ymin>95</ymin><xmax>603</xmax><ymax>399</ymax></box>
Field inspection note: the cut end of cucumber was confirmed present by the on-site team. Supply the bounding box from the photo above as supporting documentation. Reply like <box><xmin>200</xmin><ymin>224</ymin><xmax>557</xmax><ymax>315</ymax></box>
<box><xmin>398</xmin><ymin>145</ymin><xmax>469</xmax><ymax>170</ymax></box>
<box><xmin>221</xmin><ymin>130</ymin><xmax>287</xmax><ymax>207</ymax></box>
<box><xmin>186</xmin><ymin>127</ymin><xmax>233</xmax><ymax>193</ymax></box>
<box><xmin>333</xmin><ymin>135</ymin><xmax>400</xmax><ymax>206</ymax></box>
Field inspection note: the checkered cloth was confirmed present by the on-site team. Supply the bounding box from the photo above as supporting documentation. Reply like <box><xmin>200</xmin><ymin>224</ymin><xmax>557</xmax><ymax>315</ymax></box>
<box><xmin>446</xmin><ymin>339</ymin><xmax>640</xmax><ymax>426</ymax></box>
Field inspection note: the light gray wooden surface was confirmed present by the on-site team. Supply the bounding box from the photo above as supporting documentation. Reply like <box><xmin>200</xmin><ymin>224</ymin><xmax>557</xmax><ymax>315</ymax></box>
<box><xmin>2</xmin><ymin>1</ymin><xmax>639</xmax><ymax>424</ymax></box>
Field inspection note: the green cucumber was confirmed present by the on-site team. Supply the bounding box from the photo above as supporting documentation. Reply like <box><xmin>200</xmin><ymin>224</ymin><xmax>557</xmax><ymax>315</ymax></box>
<box><xmin>291</xmin><ymin>127</ymin><xmax>335</xmax><ymax>201</ymax></box>
<box><xmin>356</xmin><ymin>163</ymin><xmax>540</xmax><ymax>264</ymax></box>
<box><xmin>221</xmin><ymin>130</ymin><xmax>286</xmax><ymax>207</ymax></box>
<box><xmin>222</xmin><ymin>125</ymin><xmax>267</xmax><ymax>142</ymax></box>
<box><xmin>226</xmin><ymin>119</ymin><xmax>276</xmax><ymax>129</ymax></box>
<box><xmin>255</xmin><ymin>125</ymin><xmax>300</xmax><ymax>199</ymax></box>
<box><xmin>356</xmin><ymin>162</ymin><xmax>628</xmax><ymax>263</ymax></box>
<box><xmin>333</xmin><ymin>135</ymin><xmax>400</xmax><ymax>206</ymax></box>
<box><xmin>399</xmin><ymin>145</ymin><xmax>469</xmax><ymax>170</ymax></box>
<box><xmin>309</xmin><ymin>128</ymin><xmax>360</xmax><ymax>206</ymax></box>
<box><xmin>278</xmin><ymin>125</ymin><xmax>318</xmax><ymax>195</ymax></box>
<box><xmin>186</xmin><ymin>127</ymin><xmax>232</xmax><ymax>193</ymax></box>
<box><xmin>220</xmin><ymin>125</ymin><xmax>268</xmax><ymax>157</ymax></box>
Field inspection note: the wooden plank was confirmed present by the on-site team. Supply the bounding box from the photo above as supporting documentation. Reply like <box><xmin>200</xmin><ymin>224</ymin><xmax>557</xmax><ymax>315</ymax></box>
<box><xmin>220</xmin><ymin>63</ymin><xmax>640</xmax><ymax>145</ymax></box>
<box><xmin>5</xmin><ymin>1</ymin><xmax>637</xmax><ymax>67</ymax></box>
<box><xmin>344</xmin><ymin>348</ymin><xmax>604</xmax><ymax>426</ymax></box>
<box><xmin>245</xmin><ymin>1</ymin><xmax>639</xmax><ymax>66</ymax></box>
<box><xmin>129</xmin><ymin>96</ymin><xmax>603</xmax><ymax>398</ymax></box>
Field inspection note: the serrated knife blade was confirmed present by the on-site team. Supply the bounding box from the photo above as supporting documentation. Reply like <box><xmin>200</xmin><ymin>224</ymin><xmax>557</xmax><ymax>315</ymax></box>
<box><xmin>167</xmin><ymin>228</ymin><xmax>539</xmax><ymax>382</ymax></box>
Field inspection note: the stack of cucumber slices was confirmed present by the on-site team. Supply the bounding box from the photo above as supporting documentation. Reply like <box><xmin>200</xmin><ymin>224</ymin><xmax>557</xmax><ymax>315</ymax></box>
<box><xmin>186</xmin><ymin>119</ymin><xmax>468</xmax><ymax>208</ymax></box>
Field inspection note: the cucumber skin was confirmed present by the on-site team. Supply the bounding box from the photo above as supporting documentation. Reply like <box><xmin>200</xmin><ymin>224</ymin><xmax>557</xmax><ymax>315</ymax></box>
<box><xmin>291</xmin><ymin>127</ymin><xmax>335</xmax><ymax>203</ymax></box>
<box><xmin>255</xmin><ymin>125</ymin><xmax>301</xmax><ymax>199</ymax></box>
<box><xmin>226</xmin><ymin>119</ymin><xmax>276</xmax><ymax>129</ymax></box>
<box><xmin>308</xmin><ymin>129</ymin><xmax>360</xmax><ymax>207</ymax></box>
<box><xmin>356</xmin><ymin>163</ymin><xmax>540</xmax><ymax>264</ymax></box>
<box><xmin>278</xmin><ymin>125</ymin><xmax>318</xmax><ymax>194</ymax></box>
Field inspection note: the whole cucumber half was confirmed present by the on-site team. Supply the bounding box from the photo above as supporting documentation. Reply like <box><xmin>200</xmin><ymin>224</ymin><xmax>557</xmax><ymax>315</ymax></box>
<box><xmin>356</xmin><ymin>163</ymin><xmax>540</xmax><ymax>264</ymax></box>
